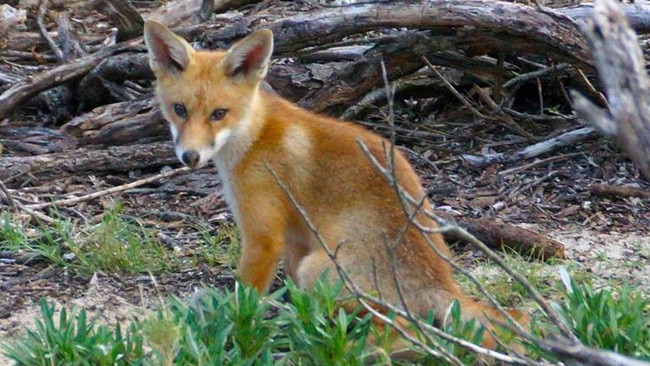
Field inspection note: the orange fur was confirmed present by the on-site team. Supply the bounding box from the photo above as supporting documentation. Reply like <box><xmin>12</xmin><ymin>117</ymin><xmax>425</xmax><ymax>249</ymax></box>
<box><xmin>144</xmin><ymin>21</ymin><xmax>527</xmax><ymax>353</ymax></box>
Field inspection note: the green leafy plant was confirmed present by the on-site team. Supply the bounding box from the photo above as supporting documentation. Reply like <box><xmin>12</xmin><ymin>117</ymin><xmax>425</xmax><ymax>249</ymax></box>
<box><xmin>278</xmin><ymin>278</ymin><xmax>377</xmax><ymax>365</ymax></box>
<box><xmin>146</xmin><ymin>283</ymin><xmax>282</xmax><ymax>365</ymax></box>
<box><xmin>2</xmin><ymin>298</ymin><xmax>146</xmax><ymax>366</ymax></box>
<box><xmin>554</xmin><ymin>270</ymin><xmax>650</xmax><ymax>359</ymax></box>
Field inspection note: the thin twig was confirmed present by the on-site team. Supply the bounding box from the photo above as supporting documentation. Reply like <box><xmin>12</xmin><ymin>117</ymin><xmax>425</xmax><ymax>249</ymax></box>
<box><xmin>0</xmin><ymin>179</ymin><xmax>56</xmax><ymax>223</ymax></box>
<box><xmin>502</xmin><ymin>63</ymin><xmax>571</xmax><ymax>90</ymax></box>
<box><xmin>473</xmin><ymin>85</ymin><xmax>537</xmax><ymax>140</ymax></box>
<box><xmin>36</xmin><ymin>0</ymin><xmax>64</xmax><ymax>63</ymax></box>
<box><xmin>498</xmin><ymin>152</ymin><xmax>583</xmax><ymax>176</ymax></box>
<box><xmin>377</xmin><ymin>61</ymin><xmax>458</xmax><ymax>361</ymax></box>
<box><xmin>0</xmin><ymin>179</ymin><xmax>16</xmax><ymax>208</ymax></box>
<box><xmin>356</xmin><ymin>139</ymin><xmax>576</xmax><ymax>341</ymax></box>
<box><xmin>501</xmin><ymin>106</ymin><xmax>574</xmax><ymax>122</ymax></box>
<box><xmin>422</xmin><ymin>56</ymin><xmax>492</xmax><ymax>120</ymax></box>
<box><xmin>26</xmin><ymin>167</ymin><xmax>190</xmax><ymax>210</ymax></box>
<box><xmin>357</xmin><ymin>140</ymin><xmax>531</xmax><ymax>343</ymax></box>
<box><xmin>266</xmin><ymin>164</ymin><xmax>458</xmax><ymax>363</ymax></box>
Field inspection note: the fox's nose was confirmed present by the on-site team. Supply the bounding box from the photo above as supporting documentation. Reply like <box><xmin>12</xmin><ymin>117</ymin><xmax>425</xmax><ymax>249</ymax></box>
<box><xmin>181</xmin><ymin>150</ymin><xmax>200</xmax><ymax>168</ymax></box>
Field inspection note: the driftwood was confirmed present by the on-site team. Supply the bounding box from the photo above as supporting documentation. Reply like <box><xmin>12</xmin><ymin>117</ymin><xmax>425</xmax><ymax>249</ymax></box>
<box><xmin>571</xmin><ymin>0</ymin><xmax>650</xmax><ymax>182</ymax></box>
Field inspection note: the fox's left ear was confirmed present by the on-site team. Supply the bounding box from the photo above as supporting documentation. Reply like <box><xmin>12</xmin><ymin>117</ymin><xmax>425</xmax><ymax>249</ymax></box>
<box><xmin>222</xmin><ymin>29</ymin><xmax>273</xmax><ymax>81</ymax></box>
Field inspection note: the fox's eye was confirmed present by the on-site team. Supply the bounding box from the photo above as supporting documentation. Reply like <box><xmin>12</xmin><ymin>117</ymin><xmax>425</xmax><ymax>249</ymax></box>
<box><xmin>173</xmin><ymin>103</ymin><xmax>187</xmax><ymax>119</ymax></box>
<box><xmin>210</xmin><ymin>109</ymin><xmax>228</xmax><ymax>122</ymax></box>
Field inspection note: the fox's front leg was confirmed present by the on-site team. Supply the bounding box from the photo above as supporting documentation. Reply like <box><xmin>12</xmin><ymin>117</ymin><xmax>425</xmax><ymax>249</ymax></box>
<box><xmin>238</xmin><ymin>234</ymin><xmax>283</xmax><ymax>292</ymax></box>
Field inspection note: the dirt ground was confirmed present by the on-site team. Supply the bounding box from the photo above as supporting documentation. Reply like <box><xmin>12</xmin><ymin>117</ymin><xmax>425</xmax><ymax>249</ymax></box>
<box><xmin>1</xmin><ymin>134</ymin><xmax>649</xmax><ymax>365</ymax></box>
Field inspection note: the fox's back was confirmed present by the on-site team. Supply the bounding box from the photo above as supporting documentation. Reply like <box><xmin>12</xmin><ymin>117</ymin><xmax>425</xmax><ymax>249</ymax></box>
<box><xmin>229</xmin><ymin>93</ymin><xmax>456</xmax><ymax>295</ymax></box>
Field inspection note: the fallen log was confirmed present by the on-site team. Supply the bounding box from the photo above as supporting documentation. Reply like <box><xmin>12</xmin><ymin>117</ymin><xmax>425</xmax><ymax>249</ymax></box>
<box><xmin>62</xmin><ymin>99</ymin><xmax>167</xmax><ymax>146</ymax></box>
<box><xmin>0</xmin><ymin>38</ymin><xmax>142</xmax><ymax>121</ymax></box>
<box><xmin>266</xmin><ymin>0</ymin><xmax>590</xmax><ymax>67</ymax></box>
<box><xmin>439</xmin><ymin>213</ymin><xmax>567</xmax><ymax>260</ymax></box>
<box><xmin>0</xmin><ymin>141</ymin><xmax>177</xmax><ymax>188</ymax></box>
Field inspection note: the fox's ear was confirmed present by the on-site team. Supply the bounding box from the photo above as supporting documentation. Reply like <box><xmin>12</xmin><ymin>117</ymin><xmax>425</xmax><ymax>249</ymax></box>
<box><xmin>222</xmin><ymin>29</ymin><xmax>273</xmax><ymax>81</ymax></box>
<box><xmin>144</xmin><ymin>20</ymin><xmax>193</xmax><ymax>74</ymax></box>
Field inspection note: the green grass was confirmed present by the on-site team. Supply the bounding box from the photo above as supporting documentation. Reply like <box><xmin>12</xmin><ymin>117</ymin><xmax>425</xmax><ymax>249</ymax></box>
<box><xmin>458</xmin><ymin>251</ymin><xmax>593</xmax><ymax>307</ymax></box>
<box><xmin>0</xmin><ymin>204</ymin><xmax>180</xmax><ymax>275</ymax></box>
<box><xmin>0</xmin><ymin>213</ymin><xmax>72</xmax><ymax>267</ymax></box>
<box><xmin>191</xmin><ymin>221</ymin><xmax>240</xmax><ymax>268</ymax></box>
<box><xmin>69</xmin><ymin>203</ymin><xmax>177</xmax><ymax>274</ymax></box>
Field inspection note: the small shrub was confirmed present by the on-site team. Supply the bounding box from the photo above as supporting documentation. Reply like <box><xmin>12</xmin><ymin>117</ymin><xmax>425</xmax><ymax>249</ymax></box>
<box><xmin>147</xmin><ymin>283</ymin><xmax>282</xmax><ymax>365</ymax></box>
<box><xmin>2</xmin><ymin>298</ymin><xmax>146</xmax><ymax>366</ymax></box>
<box><xmin>278</xmin><ymin>278</ymin><xmax>376</xmax><ymax>365</ymax></box>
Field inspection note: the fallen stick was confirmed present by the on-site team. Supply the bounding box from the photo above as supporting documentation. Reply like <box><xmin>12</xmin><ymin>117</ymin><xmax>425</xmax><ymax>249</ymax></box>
<box><xmin>439</xmin><ymin>213</ymin><xmax>566</xmax><ymax>261</ymax></box>
<box><xmin>589</xmin><ymin>183</ymin><xmax>650</xmax><ymax>199</ymax></box>
<box><xmin>0</xmin><ymin>179</ymin><xmax>56</xmax><ymax>223</ymax></box>
<box><xmin>25</xmin><ymin>166</ymin><xmax>190</xmax><ymax>210</ymax></box>
<box><xmin>461</xmin><ymin>126</ymin><xmax>597</xmax><ymax>168</ymax></box>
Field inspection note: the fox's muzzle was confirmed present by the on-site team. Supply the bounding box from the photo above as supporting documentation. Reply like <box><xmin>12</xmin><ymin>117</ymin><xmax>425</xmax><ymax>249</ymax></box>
<box><xmin>180</xmin><ymin>150</ymin><xmax>201</xmax><ymax>168</ymax></box>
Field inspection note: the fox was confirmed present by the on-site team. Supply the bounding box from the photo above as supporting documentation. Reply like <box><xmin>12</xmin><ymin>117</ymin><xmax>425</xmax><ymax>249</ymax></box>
<box><xmin>144</xmin><ymin>20</ymin><xmax>527</xmax><ymax>355</ymax></box>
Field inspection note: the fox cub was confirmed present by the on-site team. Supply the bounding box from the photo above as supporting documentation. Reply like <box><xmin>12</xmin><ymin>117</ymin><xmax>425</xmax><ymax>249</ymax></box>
<box><xmin>144</xmin><ymin>21</ymin><xmax>526</xmax><ymax>351</ymax></box>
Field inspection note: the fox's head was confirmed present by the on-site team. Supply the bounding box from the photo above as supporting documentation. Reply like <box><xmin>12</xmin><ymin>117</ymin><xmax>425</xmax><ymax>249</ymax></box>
<box><xmin>144</xmin><ymin>21</ymin><xmax>273</xmax><ymax>169</ymax></box>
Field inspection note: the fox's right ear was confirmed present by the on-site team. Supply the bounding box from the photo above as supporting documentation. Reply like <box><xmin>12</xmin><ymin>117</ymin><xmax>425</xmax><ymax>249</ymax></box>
<box><xmin>144</xmin><ymin>20</ymin><xmax>193</xmax><ymax>75</ymax></box>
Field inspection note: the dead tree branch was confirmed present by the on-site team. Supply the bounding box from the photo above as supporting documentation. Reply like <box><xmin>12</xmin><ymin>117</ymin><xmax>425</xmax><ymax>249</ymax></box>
<box><xmin>0</xmin><ymin>39</ymin><xmax>142</xmax><ymax>120</ymax></box>
<box><xmin>462</xmin><ymin>127</ymin><xmax>597</xmax><ymax>168</ymax></box>
<box><xmin>571</xmin><ymin>0</ymin><xmax>650</xmax><ymax>182</ymax></box>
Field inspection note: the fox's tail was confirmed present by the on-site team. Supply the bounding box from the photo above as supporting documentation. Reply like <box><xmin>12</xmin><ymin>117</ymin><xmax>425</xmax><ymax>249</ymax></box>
<box><xmin>344</xmin><ymin>295</ymin><xmax>528</xmax><ymax>360</ymax></box>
